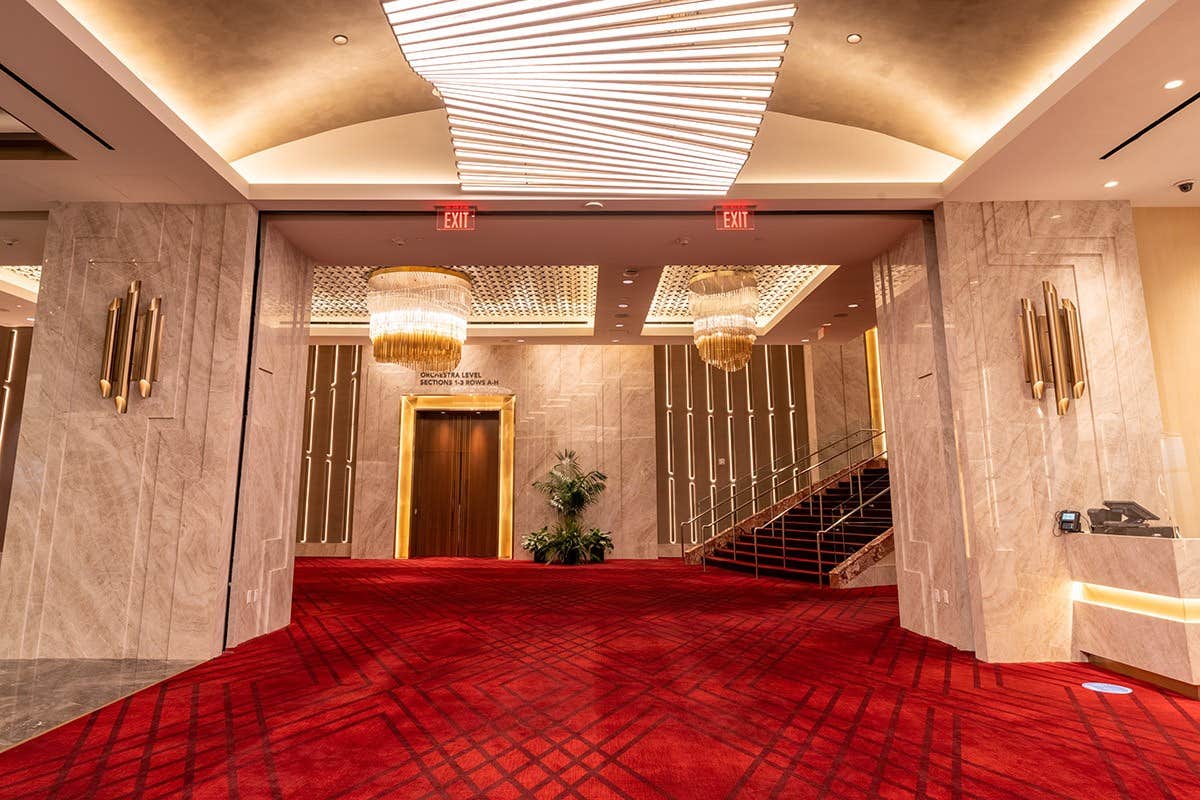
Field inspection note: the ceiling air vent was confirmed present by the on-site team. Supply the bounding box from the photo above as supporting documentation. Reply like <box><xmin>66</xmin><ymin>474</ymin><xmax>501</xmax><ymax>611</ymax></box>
<box><xmin>1100</xmin><ymin>89</ymin><xmax>1200</xmax><ymax>160</ymax></box>
<box><xmin>0</xmin><ymin>61</ymin><xmax>114</xmax><ymax>160</ymax></box>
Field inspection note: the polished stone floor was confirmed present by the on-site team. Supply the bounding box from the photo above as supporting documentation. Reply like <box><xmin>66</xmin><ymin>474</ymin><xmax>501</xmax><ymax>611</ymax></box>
<box><xmin>0</xmin><ymin>658</ymin><xmax>194</xmax><ymax>750</ymax></box>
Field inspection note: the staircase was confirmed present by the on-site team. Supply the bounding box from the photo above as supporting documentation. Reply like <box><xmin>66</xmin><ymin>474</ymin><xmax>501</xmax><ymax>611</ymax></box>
<box><xmin>705</xmin><ymin>464</ymin><xmax>891</xmax><ymax>583</ymax></box>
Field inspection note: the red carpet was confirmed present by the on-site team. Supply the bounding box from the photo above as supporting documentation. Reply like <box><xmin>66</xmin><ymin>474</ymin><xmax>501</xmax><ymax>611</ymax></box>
<box><xmin>3</xmin><ymin>558</ymin><xmax>1200</xmax><ymax>799</ymax></box>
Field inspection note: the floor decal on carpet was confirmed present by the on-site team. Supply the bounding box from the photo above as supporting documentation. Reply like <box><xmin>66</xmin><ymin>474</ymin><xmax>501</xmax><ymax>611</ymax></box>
<box><xmin>1</xmin><ymin>558</ymin><xmax>1199</xmax><ymax>799</ymax></box>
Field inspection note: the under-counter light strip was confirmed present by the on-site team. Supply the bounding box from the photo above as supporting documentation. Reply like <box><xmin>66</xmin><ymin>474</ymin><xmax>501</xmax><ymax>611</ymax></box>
<box><xmin>382</xmin><ymin>0</ymin><xmax>795</xmax><ymax>194</ymax></box>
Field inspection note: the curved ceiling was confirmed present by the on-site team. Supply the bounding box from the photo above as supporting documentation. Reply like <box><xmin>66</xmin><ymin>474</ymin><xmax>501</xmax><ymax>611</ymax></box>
<box><xmin>57</xmin><ymin>0</ymin><xmax>439</xmax><ymax>160</ymax></box>
<box><xmin>57</xmin><ymin>0</ymin><xmax>1144</xmax><ymax>167</ymax></box>
<box><xmin>769</xmin><ymin>0</ymin><xmax>1144</xmax><ymax>159</ymax></box>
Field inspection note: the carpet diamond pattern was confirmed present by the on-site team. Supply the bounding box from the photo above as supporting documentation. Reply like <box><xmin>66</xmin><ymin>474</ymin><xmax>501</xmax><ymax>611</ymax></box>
<box><xmin>2</xmin><ymin>558</ymin><xmax>1200</xmax><ymax>799</ymax></box>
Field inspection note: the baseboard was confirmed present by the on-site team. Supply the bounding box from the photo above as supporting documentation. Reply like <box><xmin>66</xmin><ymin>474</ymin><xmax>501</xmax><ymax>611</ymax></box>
<box><xmin>1085</xmin><ymin>653</ymin><xmax>1200</xmax><ymax>700</ymax></box>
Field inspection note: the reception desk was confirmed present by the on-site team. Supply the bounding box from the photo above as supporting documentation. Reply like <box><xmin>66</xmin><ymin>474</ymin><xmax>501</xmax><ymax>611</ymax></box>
<box><xmin>1068</xmin><ymin>534</ymin><xmax>1200</xmax><ymax>696</ymax></box>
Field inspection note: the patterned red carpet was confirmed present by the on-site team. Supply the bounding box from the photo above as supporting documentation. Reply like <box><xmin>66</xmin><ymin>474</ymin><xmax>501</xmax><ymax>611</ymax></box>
<box><xmin>3</xmin><ymin>558</ymin><xmax>1200</xmax><ymax>799</ymax></box>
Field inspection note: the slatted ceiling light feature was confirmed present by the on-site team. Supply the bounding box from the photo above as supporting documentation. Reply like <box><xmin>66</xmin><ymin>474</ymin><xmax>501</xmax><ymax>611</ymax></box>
<box><xmin>381</xmin><ymin>0</ymin><xmax>796</xmax><ymax>194</ymax></box>
<box><xmin>407</xmin><ymin>28</ymin><xmax>792</xmax><ymax>69</ymax></box>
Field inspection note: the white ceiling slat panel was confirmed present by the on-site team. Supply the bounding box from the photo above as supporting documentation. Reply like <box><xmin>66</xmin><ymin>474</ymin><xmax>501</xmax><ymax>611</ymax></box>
<box><xmin>382</xmin><ymin>0</ymin><xmax>796</xmax><ymax>194</ymax></box>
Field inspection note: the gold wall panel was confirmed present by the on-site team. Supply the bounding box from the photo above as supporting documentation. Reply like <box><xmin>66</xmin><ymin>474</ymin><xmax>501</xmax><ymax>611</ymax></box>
<box><xmin>0</xmin><ymin>326</ymin><xmax>32</xmax><ymax>554</ymax></box>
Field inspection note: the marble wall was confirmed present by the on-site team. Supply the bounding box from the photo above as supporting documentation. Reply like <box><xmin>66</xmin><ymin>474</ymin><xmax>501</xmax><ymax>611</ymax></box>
<box><xmin>1133</xmin><ymin>207</ymin><xmax>1200</xmax><ymax>536</ymax></box>
<box><xmin>225</xmin><ymin>223</ymin><xmax>312</xmax><ymax>649</ymax></box>
<box><xmin>873</xmin><ymin>222</ymin><xmax>974</xmax><ymax>651</ymax></box>
<box><xmin>876</xmin><ymin>202</ymin><xmax>1170</xmax><ymax>661</ymax></box>
<box><xmin>352</xmin><ymin>345</ymin><xmax>658</xmax><ymax>561</ymax></box>
<box><xmin>809</xmin><ymin>334</ymin><xmax>873</xmax><ymax>472</ymax></box>
<box><xmin>0</xmin><ymin>203</ymin><xmax>260</xmax><ymax>660</ymax></box>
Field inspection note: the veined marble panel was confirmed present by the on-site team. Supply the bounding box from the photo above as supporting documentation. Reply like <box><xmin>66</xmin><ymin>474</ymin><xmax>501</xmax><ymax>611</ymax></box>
<box><xmin>877</xmin><ymin>202</ymin><xmax>1171</xmax><ymax>663</ymax></box>
<box><xmin>226</xmin><ymin>223</ymin><xmax>312</xmax><ymax>648</ymax></box>
<box><xmin>0</xmin><ymin>203</ymin><xmax>259</xmax><ymax>661</ymax></box>
<box><xmin>350</xmin><ymin>344</ymin><xmax>658</xmax><ymax>561</ymax></box>
<box><xmin>873</xmin><ymin>223</ymin><xmax>975</xmax><ymax>651</ymax></box>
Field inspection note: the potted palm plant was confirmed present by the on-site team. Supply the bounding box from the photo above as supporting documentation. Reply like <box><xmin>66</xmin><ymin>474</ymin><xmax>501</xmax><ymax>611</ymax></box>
<box><xmin>522</xmin><ymin>450</ymin><xmax>613</xmax><ymax>564</ymax></box>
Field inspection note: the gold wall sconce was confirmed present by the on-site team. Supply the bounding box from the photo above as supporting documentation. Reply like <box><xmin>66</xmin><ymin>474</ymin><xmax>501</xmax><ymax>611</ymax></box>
<box><xmin>1020</xmin><ymin>281</ymin><xmax>1086</xmax><ymax>415</ymax></box>
<box><xmin>99</xmin><ymin>280</ymin><xmax>164</xmax><ymax>413</ymax></box>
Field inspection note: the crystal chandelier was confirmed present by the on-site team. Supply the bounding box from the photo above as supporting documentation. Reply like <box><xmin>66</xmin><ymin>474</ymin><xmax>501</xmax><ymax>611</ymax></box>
<box><xmin>688</xmin><ymin>269</ymin><xmax>759</xmax><ymax>372</ymax></box>
<box><xmin>366</xmin><ymin>267</ymin><xmax>472</xmax><ymax>371</ymax></box>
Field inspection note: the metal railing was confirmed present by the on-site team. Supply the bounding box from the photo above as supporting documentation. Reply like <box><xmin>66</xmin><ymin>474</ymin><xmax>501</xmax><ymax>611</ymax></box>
<box><xmin>729</xmin><ymin>450</ymin><xmax>890</xmax><ymax>580</ymax></box>
<box><xmin>680</xmin><ymin>428</ymin><xmax>885</xmax><ymax>560</ymax></box>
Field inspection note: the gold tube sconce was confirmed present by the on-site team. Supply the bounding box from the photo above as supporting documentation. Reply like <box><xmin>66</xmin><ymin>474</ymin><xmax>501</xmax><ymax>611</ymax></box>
<box><xmin>1018</xmin><ymin>281</ymin><xmax>1086</xmax><ymax>416</ymax></box>
<box><xmin>98</xmin><ymin>280</ymin><xmax>164</xmax><ymax>414</ymax></box>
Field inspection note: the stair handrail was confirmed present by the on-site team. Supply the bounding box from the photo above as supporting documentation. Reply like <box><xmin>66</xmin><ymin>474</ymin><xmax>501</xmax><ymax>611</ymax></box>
<box><xmin>731</xmin><ymin>449</ymin><xmax>888</xmax><ymax>577</ymax></box>
<box><xmin>814</xmin><ymin>481</ymin><xmax>891</xmax><ymax>585</ymax></box>
<box><xmin>685</xmin><ymin>427</ymin><xmax>879</xmax><ymax>525</ymax></box>
<box><xmin>753</xmin><ymin>450</ymin><xmax>889</xmax><ymax>543</ymax></box>
<box><xmin>682</xmin><ymin>429</ymin><xmax>885</xmax><ymax>559</ymax></box>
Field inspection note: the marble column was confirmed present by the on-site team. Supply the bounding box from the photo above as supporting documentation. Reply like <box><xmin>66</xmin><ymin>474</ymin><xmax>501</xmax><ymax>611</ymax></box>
<box><xmin>875</xmin><ymin>202</ymin><xmax>1170</xmax><ymax>661</ymax></box>
<box><xmin>225</xmin><ymin>223</ymin><xmax>312</xmax><ymax>648</ymax></box>
<box><xmin>0</xmin><ymin>202</ymin><xmax>283</xmax><ymax>661</ymax></box>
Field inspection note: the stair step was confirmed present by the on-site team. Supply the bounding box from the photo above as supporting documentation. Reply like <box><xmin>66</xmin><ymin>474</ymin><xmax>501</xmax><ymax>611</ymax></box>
<box><xmin>705</xmin><ymin>554</ymin><xmax>824</xmax><ymax>581</ymax></box>
<box><xmin>703</xmin><ymin>464</ymin><xmax>891</xmax><ymax>582</ymax></box>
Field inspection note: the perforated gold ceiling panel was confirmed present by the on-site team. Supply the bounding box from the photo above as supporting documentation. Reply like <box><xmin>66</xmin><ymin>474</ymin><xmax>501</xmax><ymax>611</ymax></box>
<box><xmin>646</xmin><ymin>264</ymin><xmax>834</xmax><ymax>327</ymax></box>
<box><xmin>0</xmin><ymin>265</ymin><xmax>42</xmax><ymax>283</ymax></box>
<box><xmin>312</xmin><ymin>264</ymin><xmax>598</xmax><ymax>324</ymax></box>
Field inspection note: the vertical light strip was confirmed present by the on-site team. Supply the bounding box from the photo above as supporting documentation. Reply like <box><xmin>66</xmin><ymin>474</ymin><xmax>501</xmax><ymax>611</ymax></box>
<box><xmin>745</xmin><ymin>362</ymin><xmax>757</xmax><ymax>513</ymax></box>
<box><xmin>382</xmin><ymin>0</ymin><xmax>796</xmax><ymax>194</ymax></box>
<box><xmin>300</xmin><ymin>346</ymin><xmax>319</xmax><ymax>544</ymax></box>
<box><xmin>343</xmin><ymin>346</ymin><xmax>361</xmax><ymax>544</ymax></box>
<box><xmin>765</xmin><ymin>347</ymin><xmax>777</xmax><ymax>503</ymax></box>
<box><xmin>865</xmin><ymin>327</ymin><xmax>886</xmax><ymax>455</ymax></box>
<box><xmin>664</xmin><ymin>345</ymin><xmax>676</xmax><ymax>544</ymax></box>
<box><xmin>321</xmin><ymin>346</ymin><xmax>340</xmax><ymax>544</ymax></box>
<box><xmin>785</xmin><ymin>344</ymin><xmax>798</xmax><ymax>493</ymax></box>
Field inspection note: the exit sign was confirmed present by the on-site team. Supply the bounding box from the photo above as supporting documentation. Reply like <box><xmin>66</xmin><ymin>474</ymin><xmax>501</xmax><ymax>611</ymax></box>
<box><xmin>714</xmin><ymin>204</ymin><xmax>755</xmax><ymax>231</ymax></box>
<box><xmin>436</xmin><ymin>204</ymin><xmax>476</xmax><ymax>231</ymax></box>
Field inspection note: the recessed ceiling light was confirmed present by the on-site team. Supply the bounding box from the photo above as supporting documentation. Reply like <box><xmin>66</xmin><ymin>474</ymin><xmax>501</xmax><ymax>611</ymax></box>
<box><xmin>332</xmin><ymin>34</ymin><xmax>349</xmax><ymax>45</ymax></box>
<box><xmin>611</xmin><ymin>338</ymin><xmax>619</xmax><ymax>343</ymax></box>
<box><xmin>848</xmin><ymin>303</ymin><xmax>859</xmax><ymax>308</ymax></box>
<box><xmin>801</xmin><ymin>338</ymin><xmax>810</xmax><ymax>343</ymax></box>
<box><xmin>517</xmin><ymin>338</ymin><xmax>525</xmax><ymax>342</ymax></box>
<box><xmin>25</xmin><ymin>317</ymin><xmax>34</xmax><ymax>322</ymax></box>
<box><xmin>622</xmin><ymin>278</ymin><xmax>634</xmax><ymax>284</ymax></box>
<box><xmin>846</xmin><ymin>33</ymin><xmax>862</xmax><ymax>44</ymax></box>
<box><xmin>1104</xmin><ymin>180</ymin><xmax>1119</xmax><ymax>188</ymax></box>
<box><xmin>615</xmin><ymin>323</ymin><xmax>625</xmax><ymax>327</ymax></box>
<box><xmin>617</xmin><ymin>303</ymin><xmax>629</xmax><ymax>309</ymax></box>
<box><xmin>821</xmin><ymin>322</ymin><xmax>832</xmax><ymax>327</ymax></box>
<box><xmin>1164</xmin><ymin>79</ymin><xmax>1184</xmax><ymax>90</ymax></box>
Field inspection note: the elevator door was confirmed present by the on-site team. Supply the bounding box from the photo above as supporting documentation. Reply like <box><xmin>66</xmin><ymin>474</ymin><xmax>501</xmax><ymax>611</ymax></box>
<box><xmin>410</xmin><ymin>410</ymin><xmax>500</xmax><ymax>557</ymax></box>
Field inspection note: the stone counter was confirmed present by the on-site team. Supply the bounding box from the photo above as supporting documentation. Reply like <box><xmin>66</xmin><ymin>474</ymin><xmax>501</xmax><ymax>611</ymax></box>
<box><xmin>1068</xmin><ymin>534</ymin><xmax>1200</xmax><ymax>690</ymax></box>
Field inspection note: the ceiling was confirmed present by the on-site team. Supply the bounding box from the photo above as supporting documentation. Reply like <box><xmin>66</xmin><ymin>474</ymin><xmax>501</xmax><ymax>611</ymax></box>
<box><xmin>946</xmin><ymin>0</ymin><xmax>1200</xmax><ymax>201</ymax></box>
<box><xmin>0</xmin><ymin>0</ymin><xmax>1195</xmax><ymax>208</ymax></box>
<box><xmin>0</xmin><ymin>265</ymin><xmax>39</xmax><ymax>328</ymax></box>
<box><xmin>270</xmin><ymin>211</ymin><xmax>921</xmax><ymax>345</ymax></box>
<box><xmin>54</xmin><ymin>0</ymin><xmax>1140</xmax><ymax>166</ymax></box>
<box><xmin>8</xmin><ymin>0</ymin><xmax>1164</xmax><ymax>199</ymax></box>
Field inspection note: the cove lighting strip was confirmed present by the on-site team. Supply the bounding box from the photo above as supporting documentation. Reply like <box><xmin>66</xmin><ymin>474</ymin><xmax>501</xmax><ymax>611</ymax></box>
<box><xmin>381</xmin><ymin>0</ymin><xmax>796</xmax><ymax>194</ymax></box>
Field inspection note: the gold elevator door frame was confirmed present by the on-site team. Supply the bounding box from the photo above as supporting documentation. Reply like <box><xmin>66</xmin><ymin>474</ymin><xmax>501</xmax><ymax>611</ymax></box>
<box><xmin>395</xmin><ymin>394</ymin><xmax>515</xmax><ymax>559</ymax></box>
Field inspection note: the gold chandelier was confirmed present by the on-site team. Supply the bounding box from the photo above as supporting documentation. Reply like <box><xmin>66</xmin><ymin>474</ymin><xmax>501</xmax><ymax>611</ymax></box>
<box><xmin>366</xmin><ymin>266</ymin><xmax>472</xmax><ymax>371</ymax></box>
<box><xmin>688</xmin><ymin>269</ymin><xmax>759</xmax><ymax>372</ymax></box>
